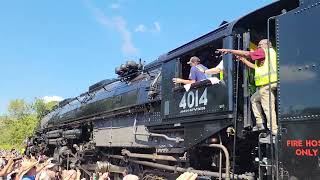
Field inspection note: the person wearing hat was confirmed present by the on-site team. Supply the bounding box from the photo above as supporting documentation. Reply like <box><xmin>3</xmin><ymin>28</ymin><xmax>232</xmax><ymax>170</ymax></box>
<box><xmin>36</xmin><ymin>158</ymin><xmax>59</xmax><ymax>180</ymax></box>
<box><xmin>217</xmin><ymin>39</ymin><xmax>278</xmax><ymax>135</ymax></box>
<box><xmin>172</xmin><ymin>56</ymin><xmax>208</xmax><ymax>85</ymax></box>
<box><xmin>16</xmin><ymin>157</ymin><xmax>39</xmax><ymax>180</ymax></box>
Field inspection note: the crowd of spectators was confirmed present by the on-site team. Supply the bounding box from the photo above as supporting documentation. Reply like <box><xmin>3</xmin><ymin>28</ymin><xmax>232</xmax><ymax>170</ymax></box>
<box><xmin>0</xmin><ymin>149</ymin><xmax>196</xmax><ymax>180</ymax></box>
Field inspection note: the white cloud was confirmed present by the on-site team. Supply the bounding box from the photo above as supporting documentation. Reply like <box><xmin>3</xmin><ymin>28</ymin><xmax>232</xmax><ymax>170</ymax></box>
<box><xmin>43</xmin><ymin>96</ymin><xmax>63</xmax><ymax>103</ymax></box>
<box><xmin>84</xmin><ymin>0</ymin><xmax>138</xmax><ymax>55</ymax></box>
<box><xmin>153</xmin><ymin>21</ymin><xmax>161</xmax><ymax>32</ymax></box>
<box><xmin>113</xmin><ymin>16</ymin><xmax>138</xmax><ymax>55</ymax></box>
<box><xmin>110</xmin><ymin>3</ymin><xmax>120</xmax><ymax>9</ymax></box>
<box><xmin>134</xmin><ymin>22</ymin><xmax>161</xmax><ymax>33</ymax></box>
<box><xmin>135</xmin><ymin>24</ymin><xmax>146</xmax><ymax>32</ymax></box>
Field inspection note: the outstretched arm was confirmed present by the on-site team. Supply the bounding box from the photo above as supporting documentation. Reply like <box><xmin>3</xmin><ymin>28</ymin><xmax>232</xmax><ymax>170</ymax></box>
<box><xmin>0</xmin><ymin>159</ymin><xmax>14</xmax><ymax>176</ymax></box>
<box><xmin>217</xmin><ymin>49</ymin><xmax>250</xmax><ymax>58</ymax></box>
<box><xmin>172</xmin><ymin>78</ymin><xmax>195</xmax><ymax>85</ymax></box>
<box><xmin>204</xmin><ymin>67</ymin><xmax>222</xmax><ymax>75</ymax></box>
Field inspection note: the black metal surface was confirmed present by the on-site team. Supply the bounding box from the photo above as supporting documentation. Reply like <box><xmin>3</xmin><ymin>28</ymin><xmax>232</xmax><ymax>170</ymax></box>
<box><xmin>165</xmin><ymin>25</ymin><xmax>231</xmax><ymax>62</ymax></box>
<box><xmin>47</xmin><ymin>69</ymin><xmax>161</xmax><ymax>125</ymax></box>
<box><xmin>161</xmin><ymin>59</ymin><xmax>177</xmax><ymax>119</ymax></box>
<box><xmin>233</xmin><ymin>0</ymin><xmax>299</xmax><ymax>38</ymax></box>
<box><xmin>162</xmin><ymin>84</ymin><xmax>229</xmax><ymax>119</ymax></box>
<box><xmin>277</xmin><ymin>2</ymin><xmax>320</xmax><ymax>180</ymax></box>
<box><xmin>277</xmin><ymin>2</ymin><xmax>320</xmax><ymax>120</ymax></box>
<box><xmin>231</xmin><ymin>34</ymin><xmax>241</xmax><ymax>180</ymax></box>
<box><xmin>184</xmin><ymin>119</ymin><xmax>233</xmax><ymax>149</ymax></box>
<box><xmin>223</xmin><ymin>36</ymin><xmax>234</xmax><ymax>112</ymax></box>
<box><xmin>279</xmin><ymin>120</ymin><xmax>320</xmax><ymax>179</ymax></box>
<box><xmin>88</xmin><ymin>79</ymin><xmax>117</xmax><ymax>93</ymax></box>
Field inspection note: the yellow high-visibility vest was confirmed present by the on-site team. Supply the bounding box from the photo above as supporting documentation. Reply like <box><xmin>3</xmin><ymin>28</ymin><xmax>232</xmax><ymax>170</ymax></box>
<box><xmin>254</xmin><ymin>48</ymin><xmax>278</xmax><ymax>86</ymax></box>
<box><xmin>219</xmin><ymin>71</ymin><xmax>223</xmax><ymax>80</ymax></box>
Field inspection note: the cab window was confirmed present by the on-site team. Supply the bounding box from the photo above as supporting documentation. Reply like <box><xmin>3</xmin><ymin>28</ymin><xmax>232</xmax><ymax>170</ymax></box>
<box><xmin>177</xmin><ymin>39</ymin><xmax>224</xmax><ymax>89</ymax></box>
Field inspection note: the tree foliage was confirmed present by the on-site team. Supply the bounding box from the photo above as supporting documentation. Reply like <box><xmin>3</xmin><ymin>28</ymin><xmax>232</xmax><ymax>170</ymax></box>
<box><xmin>0</xmin><ymin>98</ymin><xmax>58</xmax><ymax>150</ymax></box>
<box><xmin>7</xmin><ymin>99</ymin><xmax>31</xmax><ymax>119</ymax></box>
<box><xmin>33</xmin><ymin>98</ymin><xmax>58</xmax><ymax>119</ymax></box>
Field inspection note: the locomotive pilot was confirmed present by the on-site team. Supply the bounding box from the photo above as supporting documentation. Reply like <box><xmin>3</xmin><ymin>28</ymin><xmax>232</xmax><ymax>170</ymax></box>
<box><xmin>217</xmin><ymin>39</ymin><xmax>278</xmax><ymax>135</ymax></box>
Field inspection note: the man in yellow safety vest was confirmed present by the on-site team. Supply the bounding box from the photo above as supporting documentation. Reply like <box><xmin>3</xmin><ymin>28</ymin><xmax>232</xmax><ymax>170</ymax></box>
<box><xmin>217</xmin><ymin>39</ymin><xmax>278</xmax><ymax>135</ymax></box>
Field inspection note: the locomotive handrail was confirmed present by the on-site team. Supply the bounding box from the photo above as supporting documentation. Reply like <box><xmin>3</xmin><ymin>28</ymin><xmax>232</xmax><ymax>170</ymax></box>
<box><xmin>208</xmin><ymin>144</ymin><xmax>230</xmax><ymax>180</ymax></box>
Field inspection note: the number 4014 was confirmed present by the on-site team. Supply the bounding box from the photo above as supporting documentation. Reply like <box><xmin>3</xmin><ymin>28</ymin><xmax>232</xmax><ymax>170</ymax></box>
<box><xmin>179</xmin><ymin>88</ymin><xmax>208</xmax><ymax>109</ymax></box>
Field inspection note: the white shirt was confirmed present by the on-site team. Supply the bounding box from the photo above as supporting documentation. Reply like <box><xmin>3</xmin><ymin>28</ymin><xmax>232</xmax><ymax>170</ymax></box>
<box><xmin>216</xmin><ymin>60</ymin><xmax>224</xmax><ymax>70</ymax></box>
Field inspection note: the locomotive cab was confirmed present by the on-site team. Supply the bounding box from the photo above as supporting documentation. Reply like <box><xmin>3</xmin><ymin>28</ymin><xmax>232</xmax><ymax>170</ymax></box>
<box><xmin>161</xmin><ymin>37</ymin><xmax>233</xmax><ymax>124</ymax></box>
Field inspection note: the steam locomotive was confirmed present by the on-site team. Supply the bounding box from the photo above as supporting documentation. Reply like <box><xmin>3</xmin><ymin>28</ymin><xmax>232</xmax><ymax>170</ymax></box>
<box><xmin>28</xmin><ymin>0</ymin><xmax>320</xmax><ymax>179</ymax></box>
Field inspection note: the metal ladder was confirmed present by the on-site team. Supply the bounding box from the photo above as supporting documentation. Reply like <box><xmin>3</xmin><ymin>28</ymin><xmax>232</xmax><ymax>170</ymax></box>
<box><xmin>257</xmin><ymin>132</ymin><xmax>278</xmax><ymax>180</ymax></box>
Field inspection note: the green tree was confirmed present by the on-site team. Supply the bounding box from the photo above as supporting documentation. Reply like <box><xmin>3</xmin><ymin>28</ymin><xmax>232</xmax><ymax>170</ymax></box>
<box><xmin>32</xmin><ymin>98</ymin><xmax>58</xmax><ymax>119</ymax></box>
<box><xmin>0</xmin><ymin>98</ymin><xmax>58</xmax><ymax>150</ymax></box>
<box><xmin>7</xmin><ymin>99</ymin><xmax>31</xmax><ymax>119</ymax></box>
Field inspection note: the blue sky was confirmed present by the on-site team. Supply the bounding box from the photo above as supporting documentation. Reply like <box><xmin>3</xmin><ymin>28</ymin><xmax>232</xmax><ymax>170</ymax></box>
<box><xmin>0</xmin><ymin>0</ymin><xmax>273</xmax><ymax>114</ymax></box>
